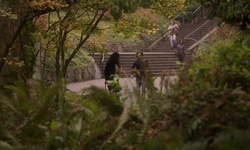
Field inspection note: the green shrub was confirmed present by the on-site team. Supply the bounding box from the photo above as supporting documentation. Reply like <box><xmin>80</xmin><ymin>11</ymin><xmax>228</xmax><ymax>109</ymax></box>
<box><xmin>155</xmin><ymin>33</ymin><xmax>250</xmax><ymax>149</ymax></box>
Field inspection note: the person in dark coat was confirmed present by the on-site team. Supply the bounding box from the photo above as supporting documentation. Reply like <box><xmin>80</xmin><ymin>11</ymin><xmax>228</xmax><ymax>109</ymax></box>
<box><xmin>104</xmin><ymin>52</ymin><xmax>122</xmax><ymax>92</ymax></box>
<box><xmin>175</xmin><ymin>40</ymin><xmax>185</xmax><ymax>63</ymax></box>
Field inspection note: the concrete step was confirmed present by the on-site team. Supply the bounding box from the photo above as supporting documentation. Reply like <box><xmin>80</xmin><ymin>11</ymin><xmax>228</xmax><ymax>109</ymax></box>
<box><xmin>93</xmin><ymin>16</ymin><xmax>219</xmax><ymax>79</ymax></box>
<box><xmin>93</xmin><ymin>52</ymin><xmax>190</xmax><ymax>77</ymax></box>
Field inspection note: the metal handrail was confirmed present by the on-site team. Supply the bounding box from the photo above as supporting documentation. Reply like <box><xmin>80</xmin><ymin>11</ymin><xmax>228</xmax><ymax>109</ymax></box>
<box><xmin>184</xmin><ymin>18</ymin><xmax>217</xmax><ymax>52</ymax></box>
<box><xmin>146</xmin><ymin>5</ymin><xmax>202</xmax><ymax>40</ymax></box>
<box><xmin>184</xmin><ymin>20</ymin><xmax>210</xmax><ymax>39</ymax></box>
<box><xmin>144</xmin><ymin>5</ymin><xmax>203</xmax><ymax>49</ymax></box>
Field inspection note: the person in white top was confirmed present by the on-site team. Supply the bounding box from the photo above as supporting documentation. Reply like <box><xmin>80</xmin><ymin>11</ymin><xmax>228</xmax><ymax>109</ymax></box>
<box><xmin>168</xmin><ymin>21</ymin><xmax>179</xmax><ymax>49</ymax></box>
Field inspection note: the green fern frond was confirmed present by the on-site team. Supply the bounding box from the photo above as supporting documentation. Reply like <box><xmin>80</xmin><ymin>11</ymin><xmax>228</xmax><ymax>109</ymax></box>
<box><xmin>0</xmin><ymin>141</ymin><xmax>14</xmax><ymax>149</ymax></box>
<box><xmin>100</xmin><ymin>105</ymin><xmax>130</xmax><ymax>149</ymax></box>
<box><xmin>0</xmin><ymin>126</ymin><xmax>21</xmax><ymax>148</ymax></box>
<box><xmin>82</xmin><ymin>86</ymin><xmax>123</xmax><ymax>116</ymax></box>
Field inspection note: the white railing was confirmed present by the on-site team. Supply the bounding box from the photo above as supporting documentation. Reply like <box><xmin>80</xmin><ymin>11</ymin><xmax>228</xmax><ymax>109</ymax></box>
<box><xmin>184</xmin><ymin>18</ymin><xmax>217</xmax><ymax>53</ymax></box>
<box><xmin>184</xmin><ymin>20</ymin><xmax>210</xmax><ymax>39</ymax></box>
<box><xmin>145</xmin><ymin>5</ymin><xmax>203</xmax><ymax>50</ymax></box>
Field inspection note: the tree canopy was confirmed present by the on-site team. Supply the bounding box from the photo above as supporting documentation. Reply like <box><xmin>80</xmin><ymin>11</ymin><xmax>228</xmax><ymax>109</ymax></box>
<box><xmin>0</xmin><ymin>0</ymin><xmax>186</xmax><ymax>85</ymax></box>
<box><xmin>199</xmin><ymin>0</ymin><xmax>250</xmax><ymax>29</ymax></box>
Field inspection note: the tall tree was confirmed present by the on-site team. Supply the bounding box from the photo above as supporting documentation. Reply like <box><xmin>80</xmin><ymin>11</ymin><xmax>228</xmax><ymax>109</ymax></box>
<box><xmin>0</xmin><ymin>0</ymin><xmax>38</xmax><ymax>85</ymax></box>
<box><xmin>34</xmin><ymin>0</ymin><xmax>144</xmax><ymax>82</ymax></box>
<box><xmin>0</xmin><ymin>0</ymin><xmax>140</xmax><ymax>85</ymax></box>
<box><xmin>199</xmin><ymin>0</ymin><xmax>250</xmax><ymax>29</ymax></box>
<box><xmin>0</xmin><ymin>0</ymin><xmax>187</xmax><ymax>87</ymax></box>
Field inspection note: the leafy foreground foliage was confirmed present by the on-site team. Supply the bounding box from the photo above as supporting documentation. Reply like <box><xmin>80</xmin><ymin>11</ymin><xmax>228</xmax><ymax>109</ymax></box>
<box><xmin>163</xmin><ymin>33</ymin><xmax>250</xmax><ymax>149</ymax></box>
<box><xmin>1</xmin><ymin>32</ymin><xmax>250</xmax><ymax>149</ymax></box>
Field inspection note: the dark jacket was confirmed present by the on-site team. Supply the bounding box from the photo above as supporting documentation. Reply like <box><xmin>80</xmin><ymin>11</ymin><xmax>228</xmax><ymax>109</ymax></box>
<box><xmin>131</xmin><ymin>58</ymin><xmax>149</xmax><ymax>79</ymax></box>
<box><xmin>104</xmin><ymin>52</ymin><xmax>121</xmax><ymax>81</ymax></box>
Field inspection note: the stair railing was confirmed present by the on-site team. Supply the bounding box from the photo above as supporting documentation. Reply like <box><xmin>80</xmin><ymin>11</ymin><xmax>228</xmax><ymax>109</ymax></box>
<box><xmin>145</xmin><ymin>5</ymin><xmax>203</xmax><ymax>50</ymax></box>
<box><xmin>184</xmin><ymin>19</ymin><xmax>217</xmax><ymax>53</ymax></box>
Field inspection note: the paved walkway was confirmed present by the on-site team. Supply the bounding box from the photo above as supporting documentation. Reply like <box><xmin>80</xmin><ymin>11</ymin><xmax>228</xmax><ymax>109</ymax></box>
<box><xmin>67</xmin><ymin>76</ymin><xmax>177</xmax><ymax>105</ymax></box>
<box><xmin>67</xmin><ymin>76</ymin><xmax>177</xmax><ymax>93</ymax></box>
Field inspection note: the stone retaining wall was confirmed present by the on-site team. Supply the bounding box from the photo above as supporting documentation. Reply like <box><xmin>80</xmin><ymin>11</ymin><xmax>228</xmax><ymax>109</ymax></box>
<box><xmin>66</xmin><ymin>64</ymin><xmax>95</xmax><ymax>83</ymax></box>
<box><xmin>41</xmin><ymin>42</ymin><xmax>147</xmax><ymax>84</ymax></box>
<box><xmin>106</xmin><ymin>42</ymin><xmax>147</xmax><ymax>52</ymax></box>
<box><xmin>44</xmin><ymin>63</ymin><xmax>96</xmax><ymax>84</ymax></box>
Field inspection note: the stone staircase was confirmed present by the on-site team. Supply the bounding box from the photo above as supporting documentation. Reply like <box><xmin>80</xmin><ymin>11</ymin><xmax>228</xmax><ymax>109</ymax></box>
<box><xmin>92</xmin><ymin>16</ymin><xmax>219</xmax><ymax>78</ymax></box>
<box><xmin>149</xmin><ymin>17</ymin><xmax>219</xmax><ymax>53</ymax></box>
<box><xmin>93</xmin><ymin>52</ymin><xmax>181</xmax><ymax>78</ymax></box>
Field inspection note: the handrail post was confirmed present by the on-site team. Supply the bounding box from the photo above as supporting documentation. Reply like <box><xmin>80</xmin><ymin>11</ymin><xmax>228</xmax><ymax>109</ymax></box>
<box><xmin>160</xmin><ymin>29</ymin><xmax>164</xmax><ymax>38</ymax></box>
<box><xmin>99</xmin><ymin>54</ymin><xmax>105</xmax><ymax>77</ymax></box>
<box><xmin>182</xmin><ymin>13</ymin><xmax>184</xmax><ymax>23</ymax></box>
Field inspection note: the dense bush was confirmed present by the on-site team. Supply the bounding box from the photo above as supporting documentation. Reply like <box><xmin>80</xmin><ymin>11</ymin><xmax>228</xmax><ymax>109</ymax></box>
<box><xmin>1</xmin><ymin>32</ymin><xmax>250</xmax><ymax>150</ymax></box>
<box><xmin>147</xmin><ymin>29</ymin><xmax>250</xmax><ymax>149</ymax></box>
